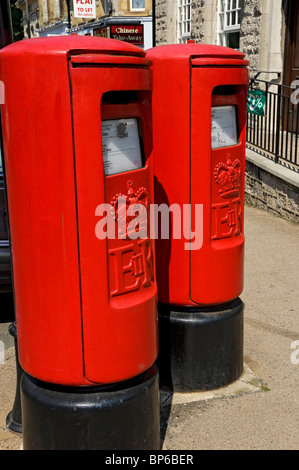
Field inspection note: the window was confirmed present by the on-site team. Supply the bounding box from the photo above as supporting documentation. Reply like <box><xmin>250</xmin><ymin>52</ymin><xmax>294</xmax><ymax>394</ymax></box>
<box><xmin>217</xmin><ymin>0</ymin><xmax>241</xmax><ymax>49</ymax></box>
<box><xmin>178</xmin><ymin>0</ymin><xmax>191</xmax><ymax>43</ymax></box>
<box><xmin>130</xmin><ymin>0</ymin><xmax>145</xmax><ymax>11</ymax></box>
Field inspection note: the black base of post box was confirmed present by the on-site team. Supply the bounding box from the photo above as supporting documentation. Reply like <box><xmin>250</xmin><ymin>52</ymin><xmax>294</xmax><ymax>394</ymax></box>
<box><xmin>20</xmin><ymin>365</ymin><xmax>160</xmax><ymax>450</ymax></box>
<box><xmin>157</xmin><ymin>298</ymin><xmax>244</xmax><ymax>392</ymax></box>
<box><xmin>6</xmin><ymin>322</ymin><xmax>23</xmax><ymax>434</ymax></box>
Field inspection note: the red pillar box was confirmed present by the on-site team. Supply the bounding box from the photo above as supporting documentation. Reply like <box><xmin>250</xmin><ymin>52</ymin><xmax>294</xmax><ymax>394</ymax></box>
<box><xmin>147</xmin><ymin>43</ymin><xmax>249</xmax><ymax>391</ymax></box>
<box><xmin>0</xmin><ymin>36</ymin><xmax>159</xmax><ymax>450</ymax></box>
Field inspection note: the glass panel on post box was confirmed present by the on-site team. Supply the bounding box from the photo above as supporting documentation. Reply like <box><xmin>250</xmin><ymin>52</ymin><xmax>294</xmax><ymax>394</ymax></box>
<box><xmin>211</xmin><ymin>106</ymin><xmax>238</xmax><ymax>149</ymax></box>
<box><xmin>101</xmin><ymin>118</ymin><xmax>144</xmax><ymax>176</ymax></box>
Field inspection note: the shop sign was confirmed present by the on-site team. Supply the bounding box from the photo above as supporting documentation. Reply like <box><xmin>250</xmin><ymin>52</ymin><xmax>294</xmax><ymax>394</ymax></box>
<box><xmin>110</xmin><ymin>25</ymin><xmax>143</xmax><ymax>45</ymax></box>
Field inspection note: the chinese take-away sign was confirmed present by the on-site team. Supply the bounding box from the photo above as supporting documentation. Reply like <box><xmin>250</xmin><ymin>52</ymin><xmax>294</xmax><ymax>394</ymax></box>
<box><xmin>247</xmin><ymin>89</ymin><xmax>266</xmax><ymax>117</ymax></box>
<box><xmin>73</xmin><ymin>0</ymin><xmax>96</xmax><ymax>19</ymax></box>
<box><xmin>111</xmin><ymin>25</ymin><xmax>144</xmax><ymax>45</ymax></box>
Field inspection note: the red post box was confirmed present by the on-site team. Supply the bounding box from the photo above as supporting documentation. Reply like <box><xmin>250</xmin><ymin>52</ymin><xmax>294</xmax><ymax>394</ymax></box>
<box><xmin>147</xmin><ymin>43</ymin><xmax>249</xmax><ymax>391</ymax></box>
<box><xmin>0</xmin><ymin>36</ymin><xmax>159</xmax><ymax>450</ymax></box>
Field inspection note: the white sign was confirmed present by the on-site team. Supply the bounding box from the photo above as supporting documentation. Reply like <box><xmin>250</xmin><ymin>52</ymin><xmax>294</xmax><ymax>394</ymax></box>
<box><xmin>73</xmin><ymin>0</ymin><xmax>96</xmax><ymax>19</ymax></box>
<box><xmin>101</xmin><ymin>118</ymin><xmax>143</xmax><ymax>176</ymax></box>
<box><xmin>211</xmin><ymin>106</ymin><xmax>238</xmax><ymax>149</ymax></box>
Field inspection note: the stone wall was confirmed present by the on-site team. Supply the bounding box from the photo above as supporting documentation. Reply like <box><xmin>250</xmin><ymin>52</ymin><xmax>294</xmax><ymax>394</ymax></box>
<box><xmin>191</xmin><ymin>0</ymin><xmax>205</xmax><ymax>42</ymax></box>
<box><xmin>155</xmin><ymin>0</ymin><xmax>169</xmax><ymax>44</ymax></box>
<box><xmin>240</xmin><ymin>0</ymin><xmax>263</xmax><ymax>73</ymax></box>
<box><xmin>245</xmin><ymin>150</ymin><xmax>299</xmax><ymax>224</ymax></box>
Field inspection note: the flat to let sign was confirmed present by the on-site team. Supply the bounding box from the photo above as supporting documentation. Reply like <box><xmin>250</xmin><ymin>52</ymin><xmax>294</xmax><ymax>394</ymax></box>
<box><xmin>111</xmin><ymin>25</ymin><xmax>144</xmax><ymax>45</ymax></box>
<box><xmin>73</xmin><ymin>0</ymin><xmax>96</xmax><ymax>19</ymax></box>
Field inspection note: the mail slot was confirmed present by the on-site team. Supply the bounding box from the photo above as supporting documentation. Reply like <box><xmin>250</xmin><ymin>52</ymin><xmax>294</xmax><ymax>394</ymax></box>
<box><xmin>147</xmin><ymin>43</ymin><xmax>249</xmax><ymax>391</ymax></box>
<box><xmin>0</xmin><ymin>36</ymin><xmax>159</xmax><ymax>450</ymax></box>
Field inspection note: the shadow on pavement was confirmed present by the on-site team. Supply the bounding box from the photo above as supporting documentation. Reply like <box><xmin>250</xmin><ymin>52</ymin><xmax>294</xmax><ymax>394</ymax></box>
<box><xmin>160</xmin><ymin>389</ymin><xmax>173</xmax><ymax>447</ymax></box>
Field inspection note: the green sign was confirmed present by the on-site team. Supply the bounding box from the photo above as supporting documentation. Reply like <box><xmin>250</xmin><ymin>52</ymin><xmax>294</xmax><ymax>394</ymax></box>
<box><xmin>247</xmin><ymin>89</ymin><xmax>266</xmax><ymax>116</ymax></box>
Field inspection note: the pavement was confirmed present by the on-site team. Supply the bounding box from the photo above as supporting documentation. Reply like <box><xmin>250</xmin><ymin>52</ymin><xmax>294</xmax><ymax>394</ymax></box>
<box><xmin>0</xmin><ymin>204</ymin><xmax>298</xmax><ymax>451</ymax></box>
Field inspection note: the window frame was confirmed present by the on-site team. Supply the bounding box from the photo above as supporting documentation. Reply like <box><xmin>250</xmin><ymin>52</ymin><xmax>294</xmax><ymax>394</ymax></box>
<box><xmin>177</xmin><ymin>0</ymin><xmax>192</xmax><ymax>44</ymax></box>
<box><xmin>217</xmin><ymin>0</ymin><xmax>241</xmax><ymax>49</ymax></box>
<box><xmin>130</xmin><ymin>0</ymin><xmax>146</xmax><ymax>12</ymax></box>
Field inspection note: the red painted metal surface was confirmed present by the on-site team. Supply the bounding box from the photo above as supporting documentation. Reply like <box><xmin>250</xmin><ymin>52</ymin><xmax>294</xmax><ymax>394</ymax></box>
<box><xmin>0</xmin><ymin>36</ymin><xmax>157</xmax><ymax>386</ymax></box>
<box><xmin>147</xmin><ymin>43</ymin><xmax>249</xmax><ymax>307</ymax></box>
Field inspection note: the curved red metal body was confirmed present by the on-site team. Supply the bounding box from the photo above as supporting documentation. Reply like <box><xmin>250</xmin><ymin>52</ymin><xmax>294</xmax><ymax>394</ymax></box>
<box><xmin>147</xmin><ymin>44</ymin><xmax>249</xmax><ymax>307</ymax></box>
<box><xmin>0</xmin><ymin>36</ymin><xmax>158</xmax><ymax>386</ymax></box>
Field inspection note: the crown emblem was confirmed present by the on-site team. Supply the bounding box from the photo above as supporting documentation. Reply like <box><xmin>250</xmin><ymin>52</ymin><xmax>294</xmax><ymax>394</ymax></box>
<box><xmin>117</xmin><ymin>122</ymin><xmax>128</xmax><ymax>138</ymax></box>
<box><xmin>214</xmin><ymin>156</ymin><xmax>241</xmax><ymax>199</ymax></box>
<box><xmin>111</xmin><ymin>180</ymin><xmax>149</xmax><ymax>238</ymax></box>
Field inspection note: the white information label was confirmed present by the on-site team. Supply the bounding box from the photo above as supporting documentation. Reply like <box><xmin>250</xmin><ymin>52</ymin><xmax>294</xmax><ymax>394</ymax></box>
<box><xmin>211</xmin><ymin>106</ymin><xmax>238</xmax><ymax>149</ymax></box>
<box><xmin>101</xmin><ymin>118</ymin><xmax>143</xmax><ymax>176</ymax></box>
<box><xmin>73</xmin><ymin>0</ymin><xmax>96</xmax><ymax>19</ymax></box>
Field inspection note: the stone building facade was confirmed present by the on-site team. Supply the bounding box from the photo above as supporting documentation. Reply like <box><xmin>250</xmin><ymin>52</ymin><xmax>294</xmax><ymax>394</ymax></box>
<box><xmin>155</xmin><ymin>0</ymin><xmax>286</xmax><ymax>78</ymax></box>
<box><xmin>15</xmin><ymin>0</ymin><xmax>41</xmax><ymax>38</ymax></box>
<box><xmin>15</xmin><ymin>0</ymin><xmax>153</xmax><ymax>49</ymax></box>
